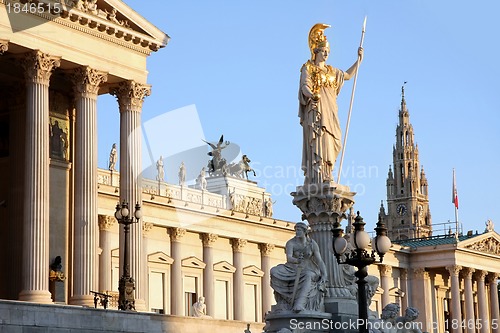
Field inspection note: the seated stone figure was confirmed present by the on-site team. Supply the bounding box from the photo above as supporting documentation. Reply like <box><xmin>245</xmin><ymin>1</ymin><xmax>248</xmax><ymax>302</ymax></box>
<box><xmin>270</xmin><ymin>222</ymin><xmax>327</xmax><ymax>313</ymax></box>
<box><xmin>381</xmin><ymin>303</ymin><xmax>401</xmax><ymax>333</ymax></box>
<box><xmin>396</xmin><ymin>307</ymin><xmax>422</xmax><ymax>333</ymax></box>
<box><xmin>191</xmin><ymin>296</ymin><xmax>211</xmax><ymax>318</ymax></box>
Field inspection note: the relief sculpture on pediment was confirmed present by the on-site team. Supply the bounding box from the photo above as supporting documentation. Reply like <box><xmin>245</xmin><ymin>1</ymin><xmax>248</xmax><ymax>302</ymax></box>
<box><xmin>465</xmin><ymin>238</ymin><xmax>500</xmax><ymax>256</ymax></box>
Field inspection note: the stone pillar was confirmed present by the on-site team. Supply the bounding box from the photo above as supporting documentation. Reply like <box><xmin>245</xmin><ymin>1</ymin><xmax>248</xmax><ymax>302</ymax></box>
<box><xmin>98</xmin><ymin>215</ymin><xmax>115</xmax><ymax>292</ymax></box>
<box><xmin>111</xmin><ymin>81</ymin><xmax>151</xmax><ymax>311</ymax></box>
<box><xmin>476</xmin><ymin>270</ymin><xmax>489</xmax><ymax>333</ymax></box>
<box><xmin>202</xmin><ymin>233</ymin><xmax>218</xmax><ymax>317</ymax></box>
<box><xmin>446</xmin><ymin>265</ymin><xmax>463</xmax><ymax>333</ymax></box>
<box><xmin>232</xmin><ymin>238</ymin><xmax>247</xmax><ymax>321</ymax></box>
<box><xmin>142</xmin><ymin>222</ymin><xmax>153</xmax><ymax>310</ymax></box>
<box><xmin>259</xmin><ymin>243</ymin><xmax>275</xmax><ymax>319</ymax></box>
<box><xmin>412</xmin><ymin>268</ymin><xmax>433</xmax><ymax>332</ymax></box>
<box><xmin>488</xmin><ymin>273</ymin><xmax>500</xmax><ymax>333</ymax></box>
<box><xmin>379</xmin><ymin>264</ymin><xmax>392</xmax><ymax>308</ymax></box>
<box><xmin>70</xmin><ymin>67</ymin><xmax>107</xmax><ymax>306</ymax></box>
<box><xmin>400</xmin><ymin>268</ymin><xmax>408</xmax><ymax>312</ymax></box>
<box><xmin>463</xmin><ymin>268</ymin><xmax>476</xmax><ymax>333</ymax></box>
<box><xmin>19</xmin><ymin>51</ymin><xmax>60</xmax><ymax>303</ymax></box>
<box><xmin>169</xmin><ymin>227</ymin><xmax>186</xmax><ymax>315</ymax></box>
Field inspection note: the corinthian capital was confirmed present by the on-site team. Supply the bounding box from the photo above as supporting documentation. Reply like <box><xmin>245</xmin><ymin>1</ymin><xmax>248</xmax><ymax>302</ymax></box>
<box><xmin>98</xmin><ymin>215</ymin><xmax>115</xmax><ymax>230</ymax></box>
<box><xmin>0</xmin><ymin>40</ymin><xmax>8</xmax><ymax>55</ymax></box>
<box><xmin>445</xmin><ymin>265</ymin><xmax>462</xmax><ymax>277</ymax></box>
<box><xmin>110</xmin><ymin>80</ymin><xmax>151</xmax><ymax>112</ymax></box>
<box><xmin>231</xmin><ymin>238</ymin><xmax>247</xmax><ymax>253</ymax></box>
<box><xmin>201</xmin><ymin>233</ymin><xmax>218</xmax><ymax>247</ymax></box>
<box><xmin>22</xmin><ymin>50</ymin><xmax>61</xmax><ymax>85</ymax></box>
<box><xmin>379</xmin><ymin>264</ymin><xmax>393</xmax><ymax>277</ymax></box>
<box><xmin>169</xmin><ymin>227</ymin><xmax>186</xmax><ymax>242</ymax></box>
<box><xmin>72</xmin><ymin>67</ymin><xmax>108</xmax><ymax>97</ymax></box>
<box><xmin>259</xmin><ymin>243</ymin><xmax>275</xmax><ymax>257</ymax></box>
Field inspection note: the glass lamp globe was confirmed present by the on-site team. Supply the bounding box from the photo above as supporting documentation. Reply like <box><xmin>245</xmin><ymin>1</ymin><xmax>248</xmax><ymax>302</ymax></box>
<box><xmin>121</xmin><ymin>206</ymin><xmax>129</xmax><ymax>218</ymax></box>
<box><xmin>134</xmin><ymin>207</ymin><xmax>143</xmax><ymax>220</ymax></box>
<box><xmin>375</xmin><ymin>235</ymin><xmax>392</xmax><ymax>254</ymax></box>
<box><xmin>114</xmin><ymin>204</ymin><xmax>122</xmax><ymax>220</ymax></box>
<box><xmin>334</xmin><ymin>237</ymin><xmax>348</xmax><ymax>255</ymax></box>
<box><xmin>354</xmin><ymin>230</ymin><xmax>371</xmax><ymax>250</ymax></box>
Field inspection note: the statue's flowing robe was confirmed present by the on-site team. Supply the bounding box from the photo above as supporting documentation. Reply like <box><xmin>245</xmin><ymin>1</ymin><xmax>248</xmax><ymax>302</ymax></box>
<box><xmin>299</xmin><ymin>61</ymin><xmax>344</xmax><ymax>184</ymax></box>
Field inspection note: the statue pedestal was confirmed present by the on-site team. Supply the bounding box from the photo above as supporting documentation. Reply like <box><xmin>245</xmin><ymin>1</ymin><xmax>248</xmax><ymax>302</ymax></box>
<box><xmin>291</xmin><ymin>182</ymin><xmax>359</xmax><ymax>326</ymax></box>
<box><xmin>264</xmin><ymin>311</ymin><xmax>332</xmax><ymax>333</ymax></box>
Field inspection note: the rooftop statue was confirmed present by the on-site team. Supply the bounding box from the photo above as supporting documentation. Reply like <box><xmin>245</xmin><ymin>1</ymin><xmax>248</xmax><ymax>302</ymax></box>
<box><xmin>204</xmin><ymin>135</ymin><xmax>230</xmax><ymax>176</ymax></box>
<box><xmin>299</xmin><ymin>23</ymin><xmax>363</xmax><ymax>184</ymax></box>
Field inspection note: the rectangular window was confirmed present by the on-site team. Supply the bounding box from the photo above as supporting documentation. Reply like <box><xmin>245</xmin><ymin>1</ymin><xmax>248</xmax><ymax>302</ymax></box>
<box><xmin>244</xmin><ymin>283</ymin><xmax>257</xmax><ymax>322</ymax></box>
<box><xmin>183</xmin><ymin>276</ymin><xmax>198</xmax><ymax>316</ymax></box>
<box><xmin>149</xmin><ymin>271</ymin><xmax>164</xmax><ymax>314</ymax></box>
<box><xmin>214</xmin><ymin>279</ymin><xmax>228</xmax><ymax>319</ymax></box>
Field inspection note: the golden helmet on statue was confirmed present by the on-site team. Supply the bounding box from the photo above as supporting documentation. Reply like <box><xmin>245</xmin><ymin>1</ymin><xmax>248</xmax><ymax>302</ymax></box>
<box><xmin>308</xmin><ymin>23</ymin><xmax>331</xmax><ymax>61</ymax></box>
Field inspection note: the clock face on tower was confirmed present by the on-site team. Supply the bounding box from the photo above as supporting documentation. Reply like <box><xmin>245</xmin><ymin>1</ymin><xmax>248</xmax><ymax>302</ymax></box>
<box><xmin>397</xmin><ymin>204</ymin><xmax>407</xmax><ymax>216</ymax></box>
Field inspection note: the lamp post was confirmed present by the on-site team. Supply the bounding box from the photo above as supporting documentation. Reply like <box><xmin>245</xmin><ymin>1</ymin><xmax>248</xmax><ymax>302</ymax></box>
<box><xmin>114</xmin><ymin>201</ymin><xmax>142</xmax><ymax>311</ymax></box>
<box><xmin>332</xmin><ymin>211</ymin><xmax>391</xmax><ymax>333</ymax></box>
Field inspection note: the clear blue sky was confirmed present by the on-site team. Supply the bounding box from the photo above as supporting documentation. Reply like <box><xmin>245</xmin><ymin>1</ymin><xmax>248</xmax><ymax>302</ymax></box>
<box><xmin>97</xmin><ymin>1</ymin><xmax>500</xmax><ymax>234</ymax></box>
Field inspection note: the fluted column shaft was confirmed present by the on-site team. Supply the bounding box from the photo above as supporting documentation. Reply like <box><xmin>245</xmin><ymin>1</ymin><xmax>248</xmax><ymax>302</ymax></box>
<box><xmin>476</xmin><ymin>271</ymin><xmax>489</xmax><ymax>333</ymax></box>
<box><xmin>71</xmin><ymin>67</ymin><xmax>107</xmax><ymax>306</ymax></box>
<box><xmin>260</xmin><ymin>243</ymin><xmax>275</xmax><ymax>320</ymax></box>
<box><xmin>463</xmin><ymin>268</ymin><xmax>476</xmax><ymax>333</ymax></box>
<box><xmin>447</xmin><ymin>265</ymin><xmax>463</xmax><ymax>333</ymax></box>
<box><xmin>232</xmin><ymin>238</ymin><xmax>247</xmax><ymax>321</ymax></box>
<box><xmin>379</xmin><ymin>264</ymin><xmax>392</xmax><ymax>308</ymax></box>
<box><xmin>202</xmin><ymin>233</ymin><xmax>218</xmax><ymax>317</ymax></box>
<box><xmin>19</xmin><ymin>51</ymin><xmax>60</xmax><ymax>303</ymax></box>
<box><xmin>169</xmin><ymin>228</ymin><xmax>185</xmax><ymax>315</ymax></box>
<box><xmin>98</xmin><ymin>216</ymin><xmax>115</xmax><ymax>292</ymax></box>
<box><xmin>112</xmin><ymin>81</ymin><xmax>151</xmax><ymax>311</ymax></box>
<box><xmin>400</xmin><ymin>269</ymin><xmax>408</xmax><ymax>313</ymax></box>
<box><xmin>489</xmin><ymin>273</ymin><xmax>500</xmax><ymax>333</ymax></box>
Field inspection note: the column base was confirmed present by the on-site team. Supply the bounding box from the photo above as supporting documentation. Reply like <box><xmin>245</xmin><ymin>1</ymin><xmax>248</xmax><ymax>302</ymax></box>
<box><xmin>264</xmin><ymin>311</ymin><xmax>332</xmax><ymax>333</ymax></box>
<box><xmin>19</xmin><ymin>290</ymin><xmax>53</xmax><ymax>303</ymax></box>
<box><xmin>69</xmin><ymin>295</ymin><xmax>95</xmax><ymax>307</ymax></box>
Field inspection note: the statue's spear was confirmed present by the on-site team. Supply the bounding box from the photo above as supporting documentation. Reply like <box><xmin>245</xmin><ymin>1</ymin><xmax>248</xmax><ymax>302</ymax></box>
<box><xmin>337</xmin><ymin>16</ymin><xmax>367</xmax><ymax>184</ymax></box>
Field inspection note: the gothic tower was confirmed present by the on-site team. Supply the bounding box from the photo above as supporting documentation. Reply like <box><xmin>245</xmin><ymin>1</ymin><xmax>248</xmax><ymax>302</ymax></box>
<box><xmin>380</xmin><ymin>85</ymin><xmax>432</xmax><ymax>240</ymax></box>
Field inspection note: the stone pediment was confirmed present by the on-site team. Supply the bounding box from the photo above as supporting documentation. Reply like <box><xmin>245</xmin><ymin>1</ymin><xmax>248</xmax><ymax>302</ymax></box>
<box><xmin>148</xmin><ymin>251</ymin><xmax>174</xmax><ymax>265</ymax></box>
<box><xmin>461</xmin><ymin>233</ymin><xmax>500</xmax><ymax>256</ymax></box>
<box><xmin>181</xmin><ymin>256</ymin><xmax>206</xmax><ymax>269</ymax></box>
<box><xmin>243</xmin><ymin>265</ymin><xmax>264</xmax><ymax>277</ymax></box>
<box><xmin>213</xmin><ymin>261</ymin><xmax>236</xmax><ymax>273</ymax></box>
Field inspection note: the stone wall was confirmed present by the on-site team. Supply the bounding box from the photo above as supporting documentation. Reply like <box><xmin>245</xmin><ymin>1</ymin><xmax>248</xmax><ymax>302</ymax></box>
<box><xmin>0</xmin><ymin>300</ymin><xmax>263</xmax><ymax>333</ymax></box>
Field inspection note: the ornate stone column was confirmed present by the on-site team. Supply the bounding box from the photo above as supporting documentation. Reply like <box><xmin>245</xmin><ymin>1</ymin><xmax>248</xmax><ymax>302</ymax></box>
<box><xmin>475</xmin><ymin>270</ymin><xmax>489</xmax><ymax>333</ymax></box>
<box><xmin>259</xmin><ymin>243</ymin><xmax>275</xmax><ymax>319</ymax></box>
<box><xmin>111</xmin><ymin>80</ymin><xmax>151</xmax><ymax>311</ymax></box>
<box><xmin>400</xmin><ymin>268</ymin><xmax>408</xmax><ymax>312</ymax></box>
<box><xmin>412</xmin><ymin>268</ymin><xmax>433</xmax><ymax>332</ymax></box>
<box><xmin>446</xmin><ymin>265</ymin><xmax>463</xmax><ymax>333</ymax></box>
<box><xmin>70</xmin><ymin>67</ymin><xmax>107</xmax><ymax>306</ymax></box>
<box><xmin>169</xmin><ymin>227</ymin><xmax>186</xmax><ymax>315</ymax></box>
<box><xmin>462</xmin><ymin>268</ymin><xmax>476</xmax><ymax>333</ymax></box>
<box><xmin>232</xmin><ymin>238</ymin><xmax>247</xmax><ymax>321</ymax></box>
<box><xmin>488</xmin><ymin>273</ymin><xmax>500</xmax><ymax>333</ymax></box>
<box><xmin>98</xmin><ymin>215</ymin><xmax>115</xmax><ymax>293</ymax></box>
<box><xmin>19</xmin><ymin>51</ymin><xmax>60</xmax><ymax>303</ymax></box>
<box><xmin>379</xmin><ymin>264</ymin><xmax>392</xmax><ymax>308</ymax></box>
<box><xmin>202</xmin><ymin>233</ymin><xmax>218</xmax><ymax>317</ymax></box>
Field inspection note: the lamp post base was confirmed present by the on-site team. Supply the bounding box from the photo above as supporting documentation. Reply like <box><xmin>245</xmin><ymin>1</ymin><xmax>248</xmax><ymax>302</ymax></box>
<box><xmin>118</xmin><ymin>276</ymin><xmax>136</xmax><ymax>311</ymax></box>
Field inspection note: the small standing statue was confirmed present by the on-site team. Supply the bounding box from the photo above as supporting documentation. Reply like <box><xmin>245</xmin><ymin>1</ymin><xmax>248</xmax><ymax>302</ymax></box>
<box><xmin>299</xmin><ymin>23</ymin><xmax>363</xmax><ymax>184</ymax></box>
<box><xmin>265</xmin><ymin>198</ymin><xmax>274</xmax><ymax>218</ymax></box>
<box><xmin>156</xmin><ymin>155</ymin><xmax>164</xmax><ymax>182</ymax></box>
<box><xmin>108</xmin><ymin>143</ymin><xmax>118</xmax><ymax>171</ymax></box>
<box><xmin>196</xmin><ymin>167</ymin><xmax>207</xmax><ymax>190</ymax></box>
<box><xmin>178</xmin><ymin>161</ymin><xmax>186</xmax><ymax>186</ymax></box>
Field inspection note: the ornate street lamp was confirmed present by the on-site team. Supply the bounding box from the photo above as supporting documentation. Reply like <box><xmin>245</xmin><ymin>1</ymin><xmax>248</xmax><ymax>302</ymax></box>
<box><xmin>332</xmin><ymin>211</ymin><xmax>391</xmax><ymax>333</ymax></box>
<box><xmin>114</xmin><ymin>201</ymin><xmax>142</xmax><ymax>311</ymax></box>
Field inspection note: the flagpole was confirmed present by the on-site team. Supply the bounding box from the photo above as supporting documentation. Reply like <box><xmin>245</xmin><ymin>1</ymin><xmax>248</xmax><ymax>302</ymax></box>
<box><xmin>452</xmin><ymin>168</ymin><xmax>459</xmax><ymax>238</ymax></box>
<box><xmin>337</xmin><ymin>16</ymin><xmax>367</xmax><ymax>184</ymax></box>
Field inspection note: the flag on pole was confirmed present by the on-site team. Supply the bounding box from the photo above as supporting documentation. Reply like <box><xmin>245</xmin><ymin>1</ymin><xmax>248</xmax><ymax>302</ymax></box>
<box><xmin>452</xmin><ymin>169</ymin><xmax>459</xmax><ymax>209</ymax></box>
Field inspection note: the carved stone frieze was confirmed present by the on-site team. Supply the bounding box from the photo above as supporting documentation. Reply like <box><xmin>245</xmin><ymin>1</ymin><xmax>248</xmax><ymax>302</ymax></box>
<box><xmin>230</xmin><ymin>193</ymin><xmax>263</xmax><ymax>216</ymax></box>
<box><xmin>465</xmin><ymin>237</ymin><xmax>500</xmax><ymax>255</ymax></box>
